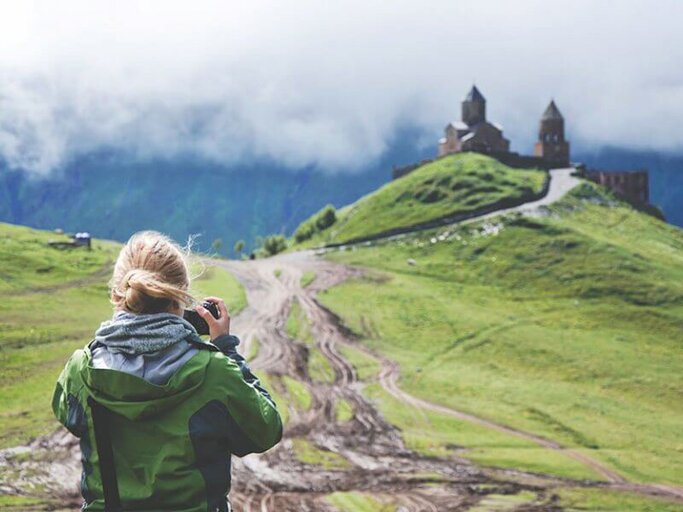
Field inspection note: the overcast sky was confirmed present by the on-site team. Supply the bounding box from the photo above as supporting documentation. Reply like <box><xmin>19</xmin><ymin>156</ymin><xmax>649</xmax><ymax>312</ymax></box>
<box><xmin>0</xmin><ymin>0</ymin><xmax>681</xmax><ymax>175</ymax></box>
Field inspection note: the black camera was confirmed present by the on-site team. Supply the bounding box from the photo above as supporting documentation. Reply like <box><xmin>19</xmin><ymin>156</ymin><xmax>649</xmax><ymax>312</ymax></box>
<box><xmin>183</xmin><ymin>301</ymin><xmax>220</xmax><ymax>336</ymax></box>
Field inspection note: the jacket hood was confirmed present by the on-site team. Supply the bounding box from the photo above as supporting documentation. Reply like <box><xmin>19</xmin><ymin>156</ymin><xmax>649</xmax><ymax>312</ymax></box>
<box><xmin>94</xmin><ymin>310</ymin><xmax>197</xmax><ymax>355</ymax></box>
<box><xmin>80</xmin><ymin>311</ymin><xmax>217</xmax><ymax>420</ymax></box>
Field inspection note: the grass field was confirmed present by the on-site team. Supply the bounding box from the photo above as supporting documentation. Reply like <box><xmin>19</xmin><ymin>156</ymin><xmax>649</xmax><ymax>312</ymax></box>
<box><xmin>0</xmin><ymin>224</ymin><xmax>246</xmax><ymax>451</ymax></box>
<box><xmin>189</xmin><ymin>260</ymin><xmax>248</xmax><ymax>314</ymax></box>
<box><xmin>293</xmin><ymin>153</ymin><xmax>546</xmax><ymax>246</ymax></box>
<box><xmin>326</xmin><ymin>491</ymin><xmax>396</xmax><ymax>511</ymax></box>
<box><xmin>291</xmin><ymin>437</ymin><xmax>350</xmax><ymax>469</ymax></box>
<box><xmin>319</xmin><ymin>183</ymin><xmax>683</xmax><ymax>487</ymax></box>
<box><xmin>0</xmin><ymin>224</ymin><xmax>120</xmax><ymax>449</ymax></box>
<box><xmin>324</xmin><ymin>487</ymin><xmax>683</xmax><ymax>512</ymax></box>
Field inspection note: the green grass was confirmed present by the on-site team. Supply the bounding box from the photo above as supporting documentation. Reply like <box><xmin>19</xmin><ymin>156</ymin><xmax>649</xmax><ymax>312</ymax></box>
<box><xmin>189</xmin><ymin>259</ymin><xmax>247</xmax><ymax>315</ymax></box>
<box><xmin>364</xmin><ymin>383</ymin><xmax>601</xmax><ymax>480</ymax></box>
<box><xmin>255</xmin><ymin>373</ymin><xmax>312</xmax><ymax>427</ymax></box>
<box><xmin>0</xmin><ymin>223</ymin><xmax>120</xmax><ymax>449</ymax></box>
<box><xmin>0</xmin><ymin>225</ymin><xmax>248</xmax><ymax>451</ymax></box>
<box><xmin>319</xmin><ymin>184</ymin><xmax>683</xmax><ymax>486</ymax></box>
<box><xmin>292</xmin><ymin>153</ymin><xmax>546</xmax><ymax>246</ymax></box>
<box><xmin>247</xmin><ymin>337</ymin><xmax>260</xmax><ymax>361</ymax></box>
<box><xmin>291</xmin><ymin>437</ymin><xmax>349</xmax><ymax>469</ymax></box>
<box><xmin>326</xmin><ymin>491</ymin><xmax>396</xmax><ymax>511</ymax></box>
<box><xmin>257</xmin><ymin>373</ymin><xmax>290</xmax><ymax>426</ymax></box>
<box><xmin>0</xmin><ymin>495</ymin><xmax>53</xmax><ymax>510</ymax></box>
<box><xmin>286</xmin><ymin>298</ymin><xmax>314</xmax><ymax>345</ymax></box>
<box><xmin>338</xmin><ymin>343</ymin><xmax>382</xmax><ymax>381</ymax></box>
<box><xmin>555</xmin><ymin>487</ymin><xmax>683</xmax><ymax>512</ymax></box>
<box><xmin>301</xmin><ymin>271</ymin><xmax>316</xmax><ymax>288</ymax></box>
<box><xmin>284</xmin><ymin>297</ymin><xmax>334</xmax><ymax>382</ymax></box>
<box><xmin>468</xmin><ymin>491</ymin><xmax>537</xmax><ymax>512</ymax></box>
<box><xmin>335</xmin><ymin>398</ymin><xmax>354</xmax><ymax>422</ymax></box>
<box><xmin>283</xmin><ymin>375</ymin><xmax>313</xmax><ymax>411</ymax></box>
<box><xmin>0</xmin><ymin>223</ymin><xmax>116</xmax><ymax>292</ymax></box>
<box><xmin>308</xmin><ymin>348</ymin><xmax>336</xmax><ymax>383</ymax></box>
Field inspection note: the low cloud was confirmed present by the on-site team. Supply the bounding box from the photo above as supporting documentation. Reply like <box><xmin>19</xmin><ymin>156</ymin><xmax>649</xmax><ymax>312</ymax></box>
<box><xmin>0</xmin><ymin>0</ymin><xmax>682</xmax><ymax>175</ymax></box>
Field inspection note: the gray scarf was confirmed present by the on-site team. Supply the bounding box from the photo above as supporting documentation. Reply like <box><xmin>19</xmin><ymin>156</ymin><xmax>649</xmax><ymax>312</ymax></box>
<box><xmin>95</xmin><ymin>310</ymin><xmax>197</xmax><ymax>355</ymax></box>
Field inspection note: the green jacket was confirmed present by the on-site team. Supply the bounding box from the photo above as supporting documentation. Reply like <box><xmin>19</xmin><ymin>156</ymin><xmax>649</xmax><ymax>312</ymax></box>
<box><xmin>52</xmin><ymin>333</ymin><xmax>282</xmax><ymax>511</ymax></box>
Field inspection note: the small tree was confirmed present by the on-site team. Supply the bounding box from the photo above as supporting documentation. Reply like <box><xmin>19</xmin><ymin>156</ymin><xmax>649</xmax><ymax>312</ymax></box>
<box><xmin>294</xmin><ymin>221</ymin><xmax>316</xmax><ymax>243</ymax></box>
<box><xmin>234</xmin><ymin>239</ymin><xmax>245</xmax><ymax>258</ymax></box>
<box><xmin>315</xmin><ymin>204</ymin><xmax>336</xmax><ymax>230</ymax></box>
<box><xmin>262</xmin><ymin>234</ymin><xmax>287</xmax><ymax>256</ymax></box>
<box><xmin>211</xmin><ymin>238</ymin><xmax>223</xmax><ymax>254</ymax></box>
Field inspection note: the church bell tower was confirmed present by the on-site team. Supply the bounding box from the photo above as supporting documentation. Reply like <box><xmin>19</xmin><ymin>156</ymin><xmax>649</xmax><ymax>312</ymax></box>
<box><xmin>461</xmin><ymin>85</ymin><xmax>486</xmax><ymax>126</ymax></box>
<box><xmin>534</xmin><ymin>100</ymin><xmax>570</xmax><ymax>166</ymax></box>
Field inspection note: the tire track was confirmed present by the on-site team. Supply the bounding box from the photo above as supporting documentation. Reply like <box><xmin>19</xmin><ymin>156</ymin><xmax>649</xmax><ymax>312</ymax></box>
<box><xmin>296</xmin><ymin>258</ymin><xmax>683</xmax><ymax>504</ymax></box>
<box><xmin>211</xmin><ymin>256</ymin><xmax>526</xmax><ymax>510</ymax></box>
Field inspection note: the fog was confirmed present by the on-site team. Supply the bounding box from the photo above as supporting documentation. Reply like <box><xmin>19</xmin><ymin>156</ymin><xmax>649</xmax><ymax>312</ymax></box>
<box><xmin>0</xmin><ymin>0</ymin><xmax>681</xmax><ymax>174</ymax></box>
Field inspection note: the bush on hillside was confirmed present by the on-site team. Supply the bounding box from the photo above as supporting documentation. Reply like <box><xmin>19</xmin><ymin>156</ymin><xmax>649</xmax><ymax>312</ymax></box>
<box><xmin>315</xmin><ymin>204</ymin><xmax>337</xmax><ymax>230</ymax></box>
<box><xmin>294</xmin><ymin>221</ymin><xmax>316</xmax><ymax>243</ymax></box>
<box><xmin>261</xmin><ymin>234</ymin><xmax>288</xmax><ymax>256</ymax></box>
<box><xmin>294</xmin><ymin>204</ymin><xmax>337</xmax><ymax>242</ymax></box>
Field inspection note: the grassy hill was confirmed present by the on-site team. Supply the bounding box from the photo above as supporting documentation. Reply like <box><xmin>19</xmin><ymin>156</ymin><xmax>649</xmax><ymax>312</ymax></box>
<box><xmin>0</xmin><ymin>223</ymin><xmax>245</xmax><ymax>453</ymax></box>
<box><xmin>293</xmin><ymin>153</ymin><xmax>547</xmax><ymax>246</ymax></box>
<box><xmin>318</xmin><ymin>182</ymin><xmax>683</xmax><ymax>489</ymax></box>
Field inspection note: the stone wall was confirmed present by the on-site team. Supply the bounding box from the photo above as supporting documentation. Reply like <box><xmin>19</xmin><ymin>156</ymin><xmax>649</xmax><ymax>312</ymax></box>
<box><xmin>585</xmin><ymin>169</ymin><xmax>649</xmax><ymax>205</ymax></box>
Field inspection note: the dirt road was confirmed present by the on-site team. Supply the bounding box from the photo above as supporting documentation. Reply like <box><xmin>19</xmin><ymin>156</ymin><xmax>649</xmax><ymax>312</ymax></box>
<box><xmin>320</xmin><ymin>167</ymin><xmax>582</xmax><ymax>249</ymax></box>
<box><xmin>215</xmin><ymin>254</ymin><xmax>560</xmax><ymax>511</ymax></box>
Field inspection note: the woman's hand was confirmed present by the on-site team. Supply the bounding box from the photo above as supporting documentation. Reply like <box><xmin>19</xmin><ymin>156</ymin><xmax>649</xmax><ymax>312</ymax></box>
<box><xmin>196</xmin><ymin>296</ymin><xmax>231</xmax><ymax>340</ymax></box>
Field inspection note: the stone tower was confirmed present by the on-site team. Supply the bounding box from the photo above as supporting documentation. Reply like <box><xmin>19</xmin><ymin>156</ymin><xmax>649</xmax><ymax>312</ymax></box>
<box><xmin>461</xmin><ymin>85</ymin><xmax>486</xmax><ymax>126</ymax></box>
<box><xmin>534</xmin><ymin>100</ymin><xmax>570</xmax><ymax>166</ymax></box>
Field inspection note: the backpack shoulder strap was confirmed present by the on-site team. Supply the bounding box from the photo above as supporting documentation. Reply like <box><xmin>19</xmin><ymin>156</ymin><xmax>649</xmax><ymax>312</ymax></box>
<box><xmin>87</xmin><ymin>396</ymin><xmax>123</xmax><ymax>512</ymax></box>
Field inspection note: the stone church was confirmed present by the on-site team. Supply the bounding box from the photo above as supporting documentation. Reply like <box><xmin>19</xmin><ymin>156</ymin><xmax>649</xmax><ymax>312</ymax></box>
<box><xmin>437</xmin><ymin>85</ymin><xmax>570</xmax><ymax>168</ymax></box>
<box><xmin>438</xmin><ymin>86</ymin><xmax>511</xmax><ymax>157</ymax></box>
<box><xmin>393</xmin><ymin>85</ymin><xmax>650</xmax><ymax>208</ymax></box>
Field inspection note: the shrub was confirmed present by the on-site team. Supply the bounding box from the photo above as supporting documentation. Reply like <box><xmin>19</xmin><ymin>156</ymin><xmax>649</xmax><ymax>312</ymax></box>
<box><xmin>315</xmin><ymin>204</ymin><xmax>337</xmax><ymax>230</ymax></box>
<box><xmin>294</xmin><ymin>221</ymin><xmax>316</xmax><ymax>243</ymax></box>
<box><xmin>293</xmin><ymin>205</ymin><xmax>337</xmax><ymax>243</ymax></box>
<box><xmin>234</xmin><ymin>239</ymin><xmax>245</xmax><ymax>256</ymax></box>
<box><xmin>262</xmin><ymin>234</ymin><xmax>288</xmax><ymax>256</ymax></box>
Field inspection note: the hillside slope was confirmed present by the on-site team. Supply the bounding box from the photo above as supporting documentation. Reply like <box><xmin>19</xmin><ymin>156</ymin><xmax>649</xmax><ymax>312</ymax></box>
<box><xmin>319</xmin><ymin>183</ymin><xmax>683</xmax><ymax>488</ymax></box>
<box><xmin>293</xmin><ymin>153</ymin><xmax>547</xmax><ymax>246</ymax></box>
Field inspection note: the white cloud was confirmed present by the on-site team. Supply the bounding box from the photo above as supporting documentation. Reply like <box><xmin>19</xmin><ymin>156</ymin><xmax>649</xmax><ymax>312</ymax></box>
<box><xmin>0</xmin><ymin>0</ymin><xmax>682</xmax><ymax>174</ymax></box>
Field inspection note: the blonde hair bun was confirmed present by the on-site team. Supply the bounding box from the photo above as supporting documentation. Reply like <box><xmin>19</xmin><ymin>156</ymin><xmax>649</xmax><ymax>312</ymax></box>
<box><xmin>110</xmin><ymin>231</ymin><xmax>194</xmax><ymax>315</ymax></box>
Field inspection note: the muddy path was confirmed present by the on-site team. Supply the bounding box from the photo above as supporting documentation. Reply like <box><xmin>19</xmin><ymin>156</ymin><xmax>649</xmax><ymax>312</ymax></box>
<box><xmin>213</xmin><ymin>254</ymin><xmax>565</xmax><ymax>511</ymax></box>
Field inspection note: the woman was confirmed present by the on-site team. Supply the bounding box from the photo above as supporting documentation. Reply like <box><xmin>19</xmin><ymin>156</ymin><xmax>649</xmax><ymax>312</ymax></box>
<box><xmin>52</xmin><ymin>231</ymin><xmax>282</xmax><ymax>511</ymax></box>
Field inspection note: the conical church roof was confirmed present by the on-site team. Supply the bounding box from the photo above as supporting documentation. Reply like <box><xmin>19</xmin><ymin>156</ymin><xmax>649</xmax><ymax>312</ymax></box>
<box><xmin>542</xmin><ymin>100</ymin><xmax>563</xmax><ymax>120</ymax></box>
<box><xmin>464</xmin><ymin>85</ymin><xmax>485</xmax><ymax>103</ymax></box>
